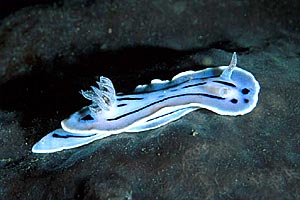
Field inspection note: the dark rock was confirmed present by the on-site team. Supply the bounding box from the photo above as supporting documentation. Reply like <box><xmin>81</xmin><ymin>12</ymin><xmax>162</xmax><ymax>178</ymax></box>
<box><xmin>0</xmin><ymin>0</ymin><xmax>299</xmax><ymax>83</ymax></box>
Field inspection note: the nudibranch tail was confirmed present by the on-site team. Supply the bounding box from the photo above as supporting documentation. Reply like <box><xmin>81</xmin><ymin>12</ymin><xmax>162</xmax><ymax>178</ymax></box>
<box><xmin>81</xmin><ymin>76</ymin><xmax>116</xmax><ymax>113</ymax></box>
<box><xmin>32</xmin><ymin>129</ymin><xmax>113</xmax><ymax>153</ymax></box>
<box><xmin>221</xmin><ymin>52</ymin><xmax>237</xmax><ymax>80</ymax></box>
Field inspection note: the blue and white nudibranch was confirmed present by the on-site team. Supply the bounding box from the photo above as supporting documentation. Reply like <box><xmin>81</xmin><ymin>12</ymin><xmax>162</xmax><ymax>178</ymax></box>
<box><xmin>32</xmin><ymin>53</ymin><xmax>260</xmax><ymax>153</ymax></box>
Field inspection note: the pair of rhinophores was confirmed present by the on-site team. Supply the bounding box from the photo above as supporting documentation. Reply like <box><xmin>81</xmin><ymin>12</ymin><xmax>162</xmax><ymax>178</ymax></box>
<box><xmin>32</xmin><ymin>52</ymin><xmax>260</xmax><ymax>153</ymax></box>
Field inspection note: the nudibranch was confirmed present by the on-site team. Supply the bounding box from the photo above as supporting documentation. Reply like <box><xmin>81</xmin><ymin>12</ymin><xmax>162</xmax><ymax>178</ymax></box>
<box><xmin>32</xmin><ymin>53</ymin><xmax>260</xmax><ymax>153</ymax></box>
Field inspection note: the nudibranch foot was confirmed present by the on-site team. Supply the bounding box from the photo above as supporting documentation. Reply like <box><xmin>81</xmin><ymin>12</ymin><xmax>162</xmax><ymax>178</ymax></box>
<box><xmin>126</xmin><ymin>106</ymin><xmax>199</xmax><ymax>132</ymax></box>
<box><xmin>32</xmin><ymin>52</ymin><xmax>260</xmax><ymax>153</ymax></box>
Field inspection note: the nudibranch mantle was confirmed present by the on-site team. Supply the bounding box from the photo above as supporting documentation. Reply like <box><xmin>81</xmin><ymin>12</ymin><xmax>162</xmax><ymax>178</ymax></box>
<box><xmin>32</xmin><ymin>53</ymin><xmax>260</xmax><ymax>153</ymax></box>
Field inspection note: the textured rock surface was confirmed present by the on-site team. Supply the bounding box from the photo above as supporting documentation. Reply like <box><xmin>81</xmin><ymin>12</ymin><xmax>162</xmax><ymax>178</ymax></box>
<box><xmin>0</xmin><ymin>0</ymin><xmax>299</xmax><ymax>84</ymax></box>
<box><xmin>0</xmin><ymin>0</ymin><xmax>300</xmax><ymax>199</ymax></box>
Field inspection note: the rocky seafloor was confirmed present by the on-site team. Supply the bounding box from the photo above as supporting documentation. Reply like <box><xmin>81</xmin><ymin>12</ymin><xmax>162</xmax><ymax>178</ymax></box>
<box><xmin>0</xmin><ymin>0</ymin><xmax>300</xmax><ymax>199</ymax></box>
